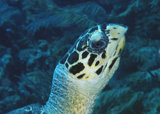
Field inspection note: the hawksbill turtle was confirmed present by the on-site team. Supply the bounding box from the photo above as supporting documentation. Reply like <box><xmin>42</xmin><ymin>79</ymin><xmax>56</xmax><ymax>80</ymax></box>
<box><xmin>7</xmin><ymin>23</ymin><xmax>128</xmax><ymax>114</ymax></box>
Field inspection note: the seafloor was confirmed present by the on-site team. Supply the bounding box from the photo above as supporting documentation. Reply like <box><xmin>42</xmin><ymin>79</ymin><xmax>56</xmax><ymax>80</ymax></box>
<box><xmin>0</xmin><ymin>0</ymin><xmax>160</xmax><ymax>113</ymax></box>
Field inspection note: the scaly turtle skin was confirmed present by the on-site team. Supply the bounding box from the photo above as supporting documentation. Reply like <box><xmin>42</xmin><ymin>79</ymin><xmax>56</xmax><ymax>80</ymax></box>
<box><xmin>7</xmin><ymin>23</ymin><xmax>128</xmax><ymax>114</ymax></box>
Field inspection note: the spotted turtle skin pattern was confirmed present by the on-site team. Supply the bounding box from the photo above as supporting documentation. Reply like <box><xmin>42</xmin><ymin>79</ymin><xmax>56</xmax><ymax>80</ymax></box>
<box><xmin>7</xmin><ymin>24</ymin><xmax>128</xmax><ymax>114</ymax></box>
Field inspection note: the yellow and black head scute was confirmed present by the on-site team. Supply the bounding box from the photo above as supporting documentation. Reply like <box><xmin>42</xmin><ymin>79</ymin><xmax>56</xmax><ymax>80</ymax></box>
<box><xmin>60</xmin><ymin>23</ymin><xmax>128</xmax><ymax>80</ymax></box>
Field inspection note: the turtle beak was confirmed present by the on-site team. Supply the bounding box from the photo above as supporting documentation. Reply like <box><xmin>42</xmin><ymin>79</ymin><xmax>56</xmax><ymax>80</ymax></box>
<box><xmin>103</xmin><ymin>23</ymin><xmax>128</xmax><ymax>74</ymax></box>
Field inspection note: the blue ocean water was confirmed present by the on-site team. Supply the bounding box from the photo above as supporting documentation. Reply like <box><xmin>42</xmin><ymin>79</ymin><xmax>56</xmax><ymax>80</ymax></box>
<box><xmin>0</xmin><ymin>0</ymin><xmax>160</xmax><ymax>113</ymax></box>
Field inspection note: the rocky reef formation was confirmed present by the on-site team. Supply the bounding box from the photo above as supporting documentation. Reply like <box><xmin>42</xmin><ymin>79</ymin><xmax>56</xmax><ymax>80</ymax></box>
<box><xmin>0</xmin><ymin>0</ymin><xmax>160</xmax><ymax>113</ymax></box>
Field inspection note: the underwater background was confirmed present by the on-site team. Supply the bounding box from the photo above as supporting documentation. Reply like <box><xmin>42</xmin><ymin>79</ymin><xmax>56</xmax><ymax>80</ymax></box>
<box><xmin>0</xmin><ymin>0</ymin><xmax>160</xmax><ymax>113</ymax></box>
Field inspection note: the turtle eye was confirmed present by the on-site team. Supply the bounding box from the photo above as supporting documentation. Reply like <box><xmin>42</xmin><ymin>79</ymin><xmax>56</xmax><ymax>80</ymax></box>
<box><xmin>89</xmin><ymin>39</ymin><xmax>107</xmax><ymax>50</ymax></box>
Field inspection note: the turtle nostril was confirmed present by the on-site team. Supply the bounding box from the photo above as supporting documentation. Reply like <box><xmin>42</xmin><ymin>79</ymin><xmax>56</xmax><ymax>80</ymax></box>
<box><xmin>90</xmin><ymin>39</ymin><xmax>107</xmax><ymax>50</ymax></box>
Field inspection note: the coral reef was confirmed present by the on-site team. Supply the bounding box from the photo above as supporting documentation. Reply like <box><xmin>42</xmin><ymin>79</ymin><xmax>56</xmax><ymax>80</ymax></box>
<box><xmin>0</xmin><ymin>0</ymin><xmax>160</xmax><ymax>113</ymax></box>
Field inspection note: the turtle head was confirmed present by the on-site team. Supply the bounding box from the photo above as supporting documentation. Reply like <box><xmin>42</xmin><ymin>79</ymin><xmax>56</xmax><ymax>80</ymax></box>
<box><xmin>60</xmin><ymin>23</ymin><xmax>128</xmax><ymax>93</ymax></box>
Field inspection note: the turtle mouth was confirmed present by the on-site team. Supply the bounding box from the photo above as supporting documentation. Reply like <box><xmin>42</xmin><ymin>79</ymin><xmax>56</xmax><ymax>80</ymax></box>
<box><xmin>103</xmin><ymin>55</ymin><xmax>120</xmax><ymax>73</ymax></box>
<box><xmin>103</xmin><ymin>34</ymin><xmax>125</xmax><ymax>72</ymax></box>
